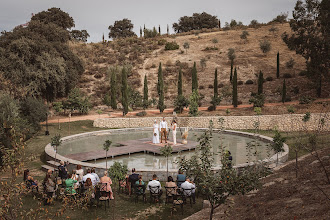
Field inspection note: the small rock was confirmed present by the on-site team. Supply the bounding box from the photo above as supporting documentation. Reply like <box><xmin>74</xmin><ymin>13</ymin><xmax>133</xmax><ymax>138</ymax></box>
<box><xmin>274</xmin><ymin>177</ymin><xmax>284</xmax><ymax>182</ymax></box>
<box><xmin>203</xmin><ymin>200</ymin><xmax>211</xmax><ymax>209</ymax></box>
<box><xmin>263</xmin><ymin>181</ymin><xmax>275</xmax><ymax>187</ymax></box>
<box><xmin>310</xmin><ymin>160</ymin><xmax>320</xmax><ymax>166</ymax></box>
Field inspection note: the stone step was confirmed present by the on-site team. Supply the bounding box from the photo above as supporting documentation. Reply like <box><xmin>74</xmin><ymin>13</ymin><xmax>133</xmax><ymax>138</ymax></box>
<box><xmin>41</xmin><ymin>165</ymin><xmax>55</xmax><ymax>172</ymax></box>
<box><xmin>47</xmin><ymin>160</ymin><xmax>60</xmax><ymax>168</ymax></box>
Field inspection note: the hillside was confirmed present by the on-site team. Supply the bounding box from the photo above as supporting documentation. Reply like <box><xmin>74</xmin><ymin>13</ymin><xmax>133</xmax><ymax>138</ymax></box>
<box><xmin>71</xmin><ymin>23</ymin><xmax>328</xmax><ymax>108</ymax></box>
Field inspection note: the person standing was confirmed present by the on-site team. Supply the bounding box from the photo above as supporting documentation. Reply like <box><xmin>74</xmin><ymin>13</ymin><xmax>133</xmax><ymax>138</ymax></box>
<box><xmin>152</xmin><ymin>120</ymin><xmax>160</xmax><ymax>144</ymax></box>
<box><xmin>159</xmin><ymin>117</ymin><xmax>168</xmax><ymax>143</ymax></box>
<box><xmin>172</xmin><ymin>120</ymin><xmax>177</xmax><ymax>145</ymax></box>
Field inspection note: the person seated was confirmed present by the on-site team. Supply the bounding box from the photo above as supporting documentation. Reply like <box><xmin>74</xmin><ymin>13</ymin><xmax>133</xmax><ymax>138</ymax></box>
<box><xmin>176</xmin><ymin>169</ymin><xmax>186</xmax><ymax>188</ymax></box>
<box><xmin>83</xmin><ymin>178</ymin><xmax>95</xmax><ymax>199</ymax></box>
<box><xmin>225</xmin><ymin>150</ymin><xmax>233</xmax><ymax>168</ymax></box>
<box><xmin>128</xmin><ymin>168</ymin><xmax>139</xmax><ymax>195</ymax></box>
<box><xmin>24</xmin><ymin>169</ymin><xmax>39</xmax><ymax>192</ymax></box>
<box><xmin>58</xmin><ymin>161</ymin><xmax>68</xmax><ymax>179</ymax></box>
<box><xmin>65</xmin><ymin>173</ymin><xmax>78</xmax><ymax>194</ymax></box>
<box><xmin>43</xmin><ymin>170</ymin><xmax>55</xmax><ymax>198</ymax></box>
<box><xmin>91</xmin><ymin>168</ymin><xmax>100</xmax><ymax>184</ymax></box>
<box><xmin>134</xmin><ymin>175</ymin><xmax>145</xmax><ymax>194</ymax></box>
<box><xmin>100</xmin><ymin>171</ymin><xmax>114</xmax><ymax>199</ymax></box>
<box><xmin>71</xmin><ymin>170</ymin><xmax>80</xmax><ymax>189</ymax></box>
<box><xmin>165</xmin><ymin>176</ymin><xmax>177</xmax><ymax>196</ymax></box>
<box><xmin>76</xmin><ymin>164</ymin><xmax>84</xmax><ymax>182</ymax></box>
<box><xmin>82</xmin><ymin>168</ymin><xmax>97</xmax><ymax>186</ymax></box>
<box><xmin>147</xmin><ymin>174</ymin><xmax>162</xmax><ymax>197</ymax></box>
<box><xmin>180</xmin><ymin>177</ymin><xmax>196</xmax><ymax>203</ymax></box>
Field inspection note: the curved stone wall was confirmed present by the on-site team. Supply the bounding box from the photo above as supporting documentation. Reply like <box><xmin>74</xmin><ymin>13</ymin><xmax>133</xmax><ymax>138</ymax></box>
<box><xmin>93</xmin><ymin>113</ymin><xmax>329</xmax><ymax>132</ymax></box>
<box><xmin>45</xmin><ymin>128</ymin><xmax>289</xmax><ymax>181</ymax></box>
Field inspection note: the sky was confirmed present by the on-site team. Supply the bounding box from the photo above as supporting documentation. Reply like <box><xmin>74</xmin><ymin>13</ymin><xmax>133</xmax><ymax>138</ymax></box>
<box><xmin>0</xmin><ymin>0</ymin><xmax>298</xmax><ymax>42</ymax></box>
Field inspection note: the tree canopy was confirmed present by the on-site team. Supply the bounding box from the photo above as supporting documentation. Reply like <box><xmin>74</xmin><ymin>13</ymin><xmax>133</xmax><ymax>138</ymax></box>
<box><xmin>108</xmin><ymin>18</ymin><xmax>136</xmax><ymax>39</ymax></box>
<box><xmin>173</xmin><ymin>12</ymin><xmax>219</xmax><ymax>33</ymax></box>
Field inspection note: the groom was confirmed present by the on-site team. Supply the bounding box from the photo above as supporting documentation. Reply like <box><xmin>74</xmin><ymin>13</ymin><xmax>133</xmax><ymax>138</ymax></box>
<box><xmin>159</xmin><ymin>117</ymin><xmax>168</xmax><ymax>143</ymax></box>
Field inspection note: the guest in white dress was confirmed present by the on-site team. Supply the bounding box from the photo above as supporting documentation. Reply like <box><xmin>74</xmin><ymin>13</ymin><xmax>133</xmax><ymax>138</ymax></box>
<box><xmin>172</xmin><ymin>120</ymin><xmax>177</xmax><ymax>145</ymax></box>
<box><xmin>153</xmin><ymin>120</ymin><xmax>160</xmax><ymax>144</ymax></box>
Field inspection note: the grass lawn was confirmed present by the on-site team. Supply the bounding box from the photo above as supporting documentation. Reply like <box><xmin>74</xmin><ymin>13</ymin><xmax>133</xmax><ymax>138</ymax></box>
<box><xmin>21</xmin><ymin>120</ymin><xmax>329</xmax><ymax>219</ymax></box>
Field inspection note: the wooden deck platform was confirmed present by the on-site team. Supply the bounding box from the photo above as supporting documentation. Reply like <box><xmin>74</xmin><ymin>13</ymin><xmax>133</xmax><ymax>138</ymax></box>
<box><xmin>64</xmin><ymin>138</ymin><xmax>198</xmax><ymax>161</ymax></box>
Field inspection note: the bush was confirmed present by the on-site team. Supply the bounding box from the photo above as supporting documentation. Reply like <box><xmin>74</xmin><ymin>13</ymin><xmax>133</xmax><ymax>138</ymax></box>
<box><xmin>299</xmin><ymin>70</ymin><xmax>307</xmax><ymax>76</ymax></box>
<box><xmin>299</xmin><ymin>96</ymin><xmax>315</xmax><ymax>104</ymax></box>
<box><xmin>174</xmin><ymin>95</ymin><xmax>189</xmax><ymax>114</ymax></box>
<box><xmin>292</xmin><ymin>86</ymin><xmax>300</xmax><ymax>95</ymax></box>
<box><xmin>283</xmin><ymin>73</ymin><xmax>292</xmax><ymax>78</ymax></box>
<box><xmin>199</xmin><ymin>85</ymin><xmax>205</xmax><ymax>90</ymax></box>
<box><xmin>240</xmin><ymin>31</ymin><xmax>249</xmax><ymax>40</ymax></box>
<box><xmin>20</xmin><ymin>97</ymin><xmax>48</xmax><ymax>132</ymax></box>
<box><xmin>259</xmin><ymin>40</ymin><xmax>271</xmax><ymax>54</ymax></box>
<box><xmin>157</xmin><ymin>39</ymin><xmax>167</xmax><ymax>45</ymax></box>
<box><xmin>63</xmin><ymin>88</ymin><xmax>91</xmax><ymax>114</ymax></box>
<box><xmin>208</xmin><ymin>84</ymin><xmax>214</xmax><ymax>89</ymax></box>
<box><xmin>266</xmin><ymin>76</ymin><xmax>273</xmax><ymax>81</ymax></box>
<box><xmin>249</xmin><ymin>94</ymin><xmax>265</xmax><ymax>107</ymax></box>
<box><xmin>238</xmin><ymin>80</ymin><xmax>243</xmax><ymax>85</ymax></box>
<box><xmin>136</xmin><ymin>111</ymin><xmax>147</xmax><ymax>117</ymax></box>
<box><xmin>207</xmin><ymin>105</ymin><xmax>216</xmax><ymax>111</ymax></box>
<box><xmin>165</xmin><ymin>41</ymin><xmax>179</xmax><ymax>50</ymax></box>
<box><xmin>245</xmin><ymin>79</ymin><xmax>254</xmax><ymax>85</ymax></box>
<box><xmin>203</xmin><ymin>47</ymin><xmax>218</xmax><ymax>51</ymax></box>
<box><xmin>144</xmin><ymin>28</ymin><xmax>158</xmax><ymax>38</ymax></box>
<box><xmin>94</xmin><ymin>72</ymin><xmax>103</xmax><ymax>79</ymax></box>
<box><xmin>286</xmin><ymin>57</ymin><xmax>295</xmax><ymax>69</ymax></box>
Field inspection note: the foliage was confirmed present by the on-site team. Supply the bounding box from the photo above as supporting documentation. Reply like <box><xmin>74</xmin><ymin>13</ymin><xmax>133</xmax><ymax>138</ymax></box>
<box><xmin>157</xmin><ymin>63</ymin><xmax>166</xmax><ymax>112</ymax></box>
<box><xmin>286</xmin><ymin>57</ymin><xmax>295</xmax><ymax>69</ymax></box>
<box><xmin>109</xmin><ymin>66</ymin><xmax>118</xmax><ymax>109</ymax></box>
<box><xmin>143</xmin><ymin>27</ymin><xmax>158</xmax><ymax>38</ymax></box>
<box><xmin>63</xmin><ymin>88</ymin><xmax>91</xmax><ymax>114</ymax></box>
<box><xmin>287</xmin><ymin>105</ymin><xmax>295</xmax><ymax>114</ymax></box>
<box><xmin>302</xmin><ymin>112</ymin><xmax>311</xmax><ymax>122</ymax></box>
<box><xmin>0</xmin><ymin>8</ymin><xmax>84</xmax><ymax>102</ymax></box>
<box><xmin>227</xmin><ymin>48</ymin><xmax>236</xmax><ymax>62</ymax></box>
<box><xmin>212</xmin><ymin>38</ymin><xmax>218</xmax><ymax>45</ymax></box>
<box><xmin>210</xmin><ymin>68</ymin><xmax>221</xmax><ymax>110</ymax></box>
<box><xmin>51</xmin><ymin>134</ymin><xmax>62</xmax><ymax>148</ymax></box>
<box><xmin>299</xmin><ymin>95</ymin><xmax>315</xmax><ymax>104</ymax></box>
<box><xmin>271</xmin><ymin>129</ymin><xmax>286</xmax><ymax>164</ymax></box>
<box><xmin>173</xmin><ymin>12</ymin><xmax>219</xmax><ymax>33</ymax></box>
<box><xmin>277</xmin><ymin>52</ymin><xmax>280</xmax><ymax>78</ymax></box>
<box><xmin>200</xmin><ymin>58</ymin><xmax>206</xmax><ymax>70</ymax></box>
<box><xmin>108</xmin><ymin>18</ymin><xmax>136</xmax><ymax>39</ymax></box>
<box><xmin>183</xmin><ymin>42</ymin><xmax>190</xmax><ymax>53</ymax></box>
<box><xmin>269</xmin><ymin>26</ymin><xmax>279</xmax><ymax>35</ymax></box>
<box><xmin>189</xmin><ymin>90</ymin><xmax>199</xmax><ymax>116</ymax></box>
<box><xmin>249</xmin><ymin>94</ymin><xmax>265</xmax><ymax>107</ymax></box>
<box><xmin>259</xmin><ymin>40</ymin><xmax>271</xmax><ymax>54</ymax></box>
<box><xmin>240</xmin><ymin>30</ymin><xmax>249</xmax><ymax>41</ymax></box>
<box><xmin>143</xmin><ymin>75</ymin><xmax>149</xmax><ymax>109</ymax></box>
<box><xmin>282</xmin><ymin>0</ymin><xmax>329</xmax><ymax>97</ymax></box>
<box><xmin>232</xmin><ymin>68</ymin><xmax>238</xmax><ymax>107</ymax></box>
<box><xmin>121</xmin><ymin>67</ymin><xmax>129</xmax><ymax>115</ymax></box>
<box><xmin>174</xmin><ymin>95</ymin><xmax>189</xmax><ymax>114</ymax></box>
<box><xmin>272</xmin><ymin>13</ymin><xmax>288</xmax><ymax>23</ymax></box>
<box><xmin>53</xmin><ymin>102</ymin><xmax>63</xmax><ymax>114</ymax></box>
<box><xmin>245</xmin><ymin>79</ymin><xmax>254</xmax><ymax>85</ymax></box>
<box><xmin>108</xmin><ymin>162</ymin><xmax>128</xmax><ymax>182</ymax></box>
<box><xmin>282</xmin><ymin>79</ymin><xmax>287</xmax><ymax>103</ymax></box>
<box><xmin>165</xmin><ymin>41</ymin><xmax>179</xmax><ymax>50</ymax></box>
<box><xmin>128</xmin><ymin>87</ymin><xmax>143</xmax><ymax>109</ymax></box>
<box><xmin>192</xmin><ymin>62</ymin><xmax>198</xmax><ymax>92</ymax></box>
<box><xmin>136</xmin><ymin>111</ymin><xmax>147</xmax><ymax>117</ymax></box>
<box><xmin>70</xmin><ymin>29</ymin><xmax>89</xmax><ymax>42</ymax></box>
<box><xmin>178</xmin><ymin>68</ymin><xmax>183</xmax><ymax>96</ymax></box>
<box><xmin>20</xmin><ymin>97</ymin><xmax>48</xmax><ymax>132</ymax></box>
<box><xmin>257</xmin><ymin>70</ymin><xmax>264</xmax><ymax>95</ymax></box>
<box><xmin>160</xmin><ymin>144</ymin><xmax>173</xmax><ymax>178</ymax></box>
<box><xmin>249</xmin><ymin>19</ymin><xmax>260</xmax><ymax>27</ymax></box>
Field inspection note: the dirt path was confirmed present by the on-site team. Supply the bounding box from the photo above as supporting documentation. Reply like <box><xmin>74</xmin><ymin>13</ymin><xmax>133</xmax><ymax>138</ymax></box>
<box><xmin>45</xmin><ymin>98</ymin><xmax>330</xmax><ymax>124</ymax></box>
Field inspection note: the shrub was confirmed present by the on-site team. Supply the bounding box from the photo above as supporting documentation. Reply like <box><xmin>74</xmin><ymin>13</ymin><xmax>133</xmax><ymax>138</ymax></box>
<box><xmin>157</xmin><ymin>39</ymin><xmax>167</xmax><ymax>45</ymax></box>
<box><xmin>94</xmin><ymin>72</ymin><xmax>103</xmax><ymax>79</ymax></box>
<box><xmin>238</xmin><ymin>80</ymin><xmax>243</xmax><ymax>85</ymax></box>
<box><xmin>259</xmin><ymin>40</ymin><xmax>271</xmax><ymax>54</ymax></box>
<box><xmin>299</xmin><ymin>70</ymin><xmax>307</xmax><ymax>76</ymax></box>
<box><xmin>286</xmin><ymin>57</ymin><xmax>295</xmax><ymax>69</ymax></box>
<box><xmin>266</xmin><ymin>76</ymin><xmax>273</xmax><ymax>81</ymax></box>
<box><xmin>272</xmin><ymin>13</ymin><xmax>288</xmax><ymax>23</ymax></box>
<box><xmin>292</xmin><ymin>86</ymin><xmax>300</xmax><ymax>95</ymax></box>
<box><xmin>249</xmin><ymin>93</ymin><xmax>265</xmax><ymax>107</ymax></box>
<box><xmin>203</xmin><ymin>47</ymin><xmax>218</xmax><ymax>51</ymax></box>
<box><xmin>63</xmin><ymin>88</ymin><xmax>91</xmax><ymax>114</ymax></box>
<box><xmin>240</xmin><ymin>31</ymin><xmax>249</xmax><ymax>40</ymax></box>
<box><xmin>144</xmin><ymin>28</ymin><xmax>158</xmax><ymax>38</ymax></box>
<box><xmin>199</xmin><ymin>85</ymin><xmax>205</xmax><ymax>90</ymax></box>
<box><xmin>299</xmin><ymin>96</ymin><xmax>315</xmax><ymax>104</ymax></box>
<box><xmin>283</xmin><ymin>73</ymin><xmax>292</xmax><ymax>78</ymax></box>
<box><xmin>208</xmin><ymin>84</ymin><xmax>214</xmax><ymax>89</ymax></box>
<box><xmin>20</xmin><ymin>97</ymin><xmax>48</xmax><ymax>132</ymax></box>
<box><xmin>174</xmin><ymin>95</ymin><xmax>189</xmax><ymax>114</ymax></box>
<box><xmin>245</xmin><ymin>79</ymin><xmax>254</xmax><ymax>85</ymax></box>
<box><xmin>207</xmin><ymin>105</ymin><xmax>216</xmax><ymax>111</ymax></box>
<box><xmin>165</xmin><ymin>41</ymin><xmax>179</xmax><ymax>50</ymax></box>
<box><xmin>136</xmin><ymin>111</ymin><xmax>147</xmax><ymax>117</ymax></box>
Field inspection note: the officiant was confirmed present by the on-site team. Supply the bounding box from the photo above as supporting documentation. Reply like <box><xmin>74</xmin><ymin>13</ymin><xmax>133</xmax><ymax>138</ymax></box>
<box><xmin>159</xmin><ymin>117</ymin><xmax>168</xmax><ymax>143</ymax></box>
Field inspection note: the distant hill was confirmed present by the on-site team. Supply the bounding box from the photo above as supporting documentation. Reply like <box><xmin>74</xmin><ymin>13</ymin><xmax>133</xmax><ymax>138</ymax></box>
<box><xmin>71</xmin><ymin>23</ymin><xmax>329</xmax><ymax>108</ymax></box>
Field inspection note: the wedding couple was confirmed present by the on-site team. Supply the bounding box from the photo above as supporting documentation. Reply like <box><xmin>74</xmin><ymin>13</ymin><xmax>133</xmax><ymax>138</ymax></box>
<box><xmin>153</xmin><ymin>117</ymin><xmax>177</xmax><ymax>145</ymax></box>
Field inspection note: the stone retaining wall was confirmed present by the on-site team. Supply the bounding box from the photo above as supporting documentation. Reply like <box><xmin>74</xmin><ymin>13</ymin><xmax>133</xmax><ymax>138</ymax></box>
<box><xmin>93</xmin><ymin>113</ymin><xmax>329</xmax><ymax>131</ymax></box>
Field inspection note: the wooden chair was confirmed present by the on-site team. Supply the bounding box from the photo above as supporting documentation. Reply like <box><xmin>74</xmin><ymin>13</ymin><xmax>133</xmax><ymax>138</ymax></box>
<box><xmin>133</xmin><ymin>184</ymin><xmax>146</xmax><ymax>203</ymax></box>
<box><xmin>181</xmin><ymin>188</ymin><xmax>194</xmax><ymax>207</ymax></box>
<box><xmin>171</xmin><ymin>190</ymin><xmax>184</xmax><ymax>215</ymax></box>
<box><xmin>118</xmin><ymin>178</ymin><xmax>129</xmax><ymax>194</ymax></box>
<box><xmin>98</xmin><ymin>183</ymin><xmax>110</xmax><ymax>210</ymax></box>
<box><xmin>165</xmin><ymin>186</ymin><xmax>177</xmax><ymax>204</ymax></box>
<box><xmin>149</xmin><ymin>186</ymin><xmax>161</xmax><ymax>204</ymax></box>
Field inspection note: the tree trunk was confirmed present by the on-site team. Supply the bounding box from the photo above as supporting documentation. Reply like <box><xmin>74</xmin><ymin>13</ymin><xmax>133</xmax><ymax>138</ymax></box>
<box><xmin>210</xmin><ymin>204</ymin><xmax>214</xmax><ymax>220</ymax></box>
<box><xmin>295</xmin><ymin>150</ymin><xmax>298</xmax><ymax>178</ymax></box>
<box><xmin>58</xmin><ymin>118</ymin><xmax>60</xmax><ymax>130</ymax></box>
<box><xmin>106</xmin><ymin>151</ymin><xmax>108</xmax><ymax>170</ymax></box>
<box><xmin>166</xmin><ymin>157</ymin><xmax>169</xmax><ymax>179</ymax></box>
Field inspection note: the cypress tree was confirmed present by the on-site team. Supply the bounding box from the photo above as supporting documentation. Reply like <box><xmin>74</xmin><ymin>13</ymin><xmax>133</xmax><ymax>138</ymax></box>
<box><xmin>233</xmin><ymin>67</ymin><xmax>238</xmax><ymax>107</ymax></box>
<box><xmin>282</xmin><ymin>79</ymin><xmax>286</xmax><ymax>103</ymax></box>
<box><xmin>192</xmin><ymin>62</ymin><xmax>198</xmax><ymax>92</ymax></box>
<box><xmin>214</xmin><ymin>68</ymin><xmax>218</xmax><ymax>98</ymax></box>
<box><xmin>143</xmin><ymin>75</ymin><xmax>148</xmax><ymax>109</ymax></box>
<box><xmin>257</xmin><ymin>70</ymin><xmax>264</xmax><ymax>95</ymax></box>
<box><xmin>178</xmin><ymin>68</ymin><xmax>183</xmax><ymax>96</ymax></box>
<box><xmin>230</xmin><ymin>60</ymin><xmax>233</xmax><ymax>82</ymax></box>
<box><xmin>167</xmin><ymin>24</ymin><xmax>169</xmax><ymax>35</ymax></box>
<box><xmin>157</xmin><ymin>63</ymin><xmax>162</xmax><ymax>96</ymax></box>
<box><xmin>158</xmin><ymin>63</ymin><xmax>165</xmax><ymax>112</ymax></box>
<box><xmin>159</xmin><ymin>25</ymin><xmax>161</xmax><ymax>35</ymax></box>
<box><xmin>121</xmin><ymin>67</ymin><xmax>128</xmax><ymax>115</ymax></box>
<box><xmin>140</xmin><ymin>27</ymin><xmax>142</xmax><ymax>38</ymax></box>
<box><xmin>110</xmin><ymin>69</ymin><xmax>117</xmax><ymax>109</ymax></box>
<box><xmin>277</xmin><ymin>52</ymin><xmax>280</xmax><ymax>78</ymax></box>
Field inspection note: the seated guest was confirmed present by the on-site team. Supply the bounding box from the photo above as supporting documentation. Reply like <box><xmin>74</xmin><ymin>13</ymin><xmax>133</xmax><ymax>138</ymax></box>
<box><xmin>71</xmin><ymin>170</ymin><xmax>80</xmax><ymax>189</ymax></box>
<box><xmin>128</xmin><ymin>168</ymin><xmax>139</xmax><ymax>195</ymax></box>
<box><xmin>76</xmin><ymin>165</ymin><xmax>84</xmax><ymax>182</ymax></box>
<box><xmin>100</xmin><ymin>171</ymin><xmax>114</xmax><ymax>199</ymax></box>
<box><xmin>165</xmin><ymin>176</ymin><xmax>177</xmax><ymax>196</ymax></box>
<box><xmin>134</xmin><ymin>175</ymin><xmax>145</xmax><ymax>194</ymax></box>
<box><xmin>91</xmin><ymin>168</ymin><xmax>100</xmax><ymax>184</ymax></box>
<box><xmin>176</xmin><ymin>169</ymin><xmax>186</xmax><ymax>187</ymax></box>
<box><xmin>58</xmin><ymin>161</ymin><xmax>68</xmax><ymax>179</ymax></box>
<box><xmin>43</xmin><ymin>171</ymin><xmax>55</xmax><ymax>197</ymax></box>
<box><xmin>147</xmin><ymin>174</ymin><xmax>162</xmax><ymax>197</ymax></box>
<box><xmin>180</xmin><ymin>177</ymin><xmax>196</xmax><ymax>203</ymax></box>
<box><xmin>65</xmin><ymin>173</ymin><xmax>78</xmax><ymax>194</ymax></box>
<box><xmin>84</xmin><ymin>178</ymin><xmax>95</xmax><ymax>199</ymax></box>
<box><xmin>82</xmin><ymin>168</ymin><xmax>97</xmax><ymax>186</ymax></box>
<box><xmin>24</xmin><ymin>169</ymin><xmax>39</xmax><ymax>192</ymax></box>
<box><xmin>226</xmin><ymin>150</ymin><xmax>233</xmax><ymax>168</ymax></box>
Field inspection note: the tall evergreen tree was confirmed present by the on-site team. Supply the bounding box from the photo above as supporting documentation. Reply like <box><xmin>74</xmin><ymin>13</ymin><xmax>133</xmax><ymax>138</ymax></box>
<box><xmin>158</xmin><ymin>25</ymin><xmax>161</xmax><ymax>34</ymax></box>
<box><xmin>232</xmin><ymin>67</ymin><xmax>238</xmax><ymax>107</ymax></box>
<box><xmin>257</xmin><ymin>70</ymin><xmax>264</xmax><ymax>95</ymax></box>
<box><xmin>143</xmin><ymin>75</ymin><xmax>148</xmax><ymax>109</ymax></box>
<box><xmin>282</xmin><ymin>79</ymin><xmax>286</xmax><ymax>103</ymax></box>
<box><xmin>167</xmin><ymin>24</ymin><xmax>169</xmax><ymax>35</ymax></box>
<box><xmin>140</xmin><ymin>27</ymin><xmax>142</xmax><ymax>38</ymax></box>
<box><xmin>192</xmin><ymin>62</ymin><xmax>198</xmax><ymax>92</ymax></box>
<box><xmin>230</xmin><ymin>60</ymin><xmax>233</xmax><ymax>82</ymax></box>
<box><xmin>121</xmin><ymin>67</ymin><xmax>128</xmax><ymax>115</ymax></box>
<box><xmin>210</xmin><ymin>68</ymin><xmax>221</xmax><ymax>110</ymax></box>
<box><xmin>214</xmin><ymin>68</ymin><xmax>218</xmax><ymax>98</ymax></box>
<box><xmin>276</xmin><ymin>52</ymin><xmax>280</xmax><ymax>78</ymax></box>
<box><xmin>178</xmin><ymin>68</ymin><xmax>183</xmax><ymax>96</ymax></box>
<box><xmin>157</xmin><ymin>63</ymin><xmax>165</xmax><ymax>112</ymax></box>
<box><xmin>110</xmin><ymin>69</ymin><xmax>117</xmax><ymax>109</ymax></box>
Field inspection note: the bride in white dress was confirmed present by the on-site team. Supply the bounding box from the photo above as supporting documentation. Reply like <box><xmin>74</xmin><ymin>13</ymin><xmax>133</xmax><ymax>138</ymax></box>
<box><xmin>152</xmin><ymin>120</ymin><xmax>160</xmax><ymax>144</ymax></box>
<box><xmin>172</xmin><ymin>120</ymin><xmax>177</xmax><ymax>145</ymax></box>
